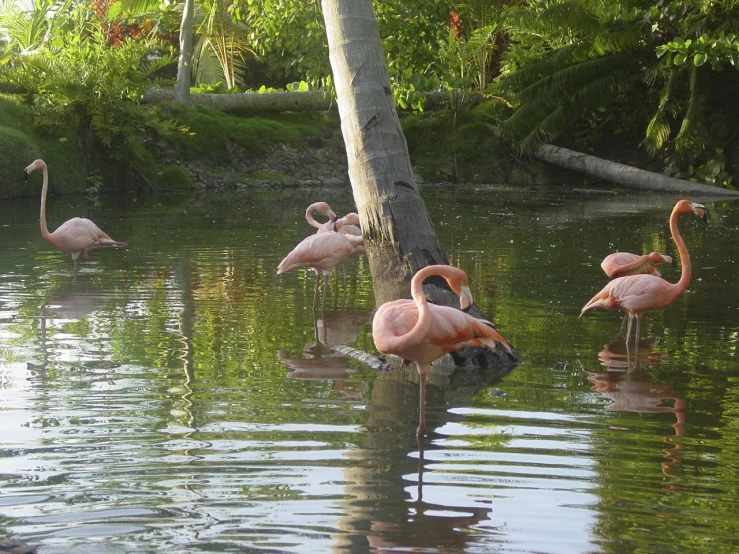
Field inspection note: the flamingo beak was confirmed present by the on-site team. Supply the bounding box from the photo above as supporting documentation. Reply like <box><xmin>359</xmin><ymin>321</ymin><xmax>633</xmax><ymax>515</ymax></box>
<box><xmin>459</xmin><ymin>285</ymin><xmax>474</xmax><ymax>310</ymax></box>
<box><xmin>694</xmin><ymin>203</ymin><xmax>710</xmax><ymax>224</ymax></box>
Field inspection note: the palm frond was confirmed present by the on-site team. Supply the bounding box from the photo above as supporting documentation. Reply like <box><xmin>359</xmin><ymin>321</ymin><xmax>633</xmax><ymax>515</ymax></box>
<box><xmin>643</xmin><ymin>70</ymin><xmax>679</xmax><ymax>154</ymax></box>
<box><xmin>673</xmin><ymin>65</ymin><xmax>708</xmax><ymax>156</ymax></box>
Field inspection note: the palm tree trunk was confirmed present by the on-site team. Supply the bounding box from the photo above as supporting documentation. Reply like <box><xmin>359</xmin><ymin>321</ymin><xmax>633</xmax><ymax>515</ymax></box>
<box><xmin>320</xmin><ymin>0</ymin><xmax>448</xmax><ymax>305</ymax></box>
<box><xmin>175</xmin><ymin>0</ymin><xmax>195</xmax><ymax>106</ymax></box>
<box><xmin>534</xmin><ymin>144</ymin><xmax>739</xmax><ymax>197</ymax></box>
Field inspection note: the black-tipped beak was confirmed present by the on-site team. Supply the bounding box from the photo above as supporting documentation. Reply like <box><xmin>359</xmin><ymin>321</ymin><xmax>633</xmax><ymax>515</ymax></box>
<box><xmin>701</xmin><ymin>206</ymin><xmax>710</xmax><ymax>224</ymax></box>
<box><xmin>23</xmin><ymin>171</ymin><xmax>28</xmax><ymax>183</ymax></box>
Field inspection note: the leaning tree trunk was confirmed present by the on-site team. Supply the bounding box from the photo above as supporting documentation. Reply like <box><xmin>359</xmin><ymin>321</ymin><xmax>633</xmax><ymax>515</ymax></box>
<box><xmin>321</xmin><ymin>0</ymin><xmax>521</xmax><ymax>370</ymax></box>
<box><xmin>320</xmin><ymin>0</ymin><xmax>446</xmax><ymax>305</ymax></box>
<box><xmin>175</xmin><ymin>0</ymin><xmax>195</xmax><ymax>106</ymax></box>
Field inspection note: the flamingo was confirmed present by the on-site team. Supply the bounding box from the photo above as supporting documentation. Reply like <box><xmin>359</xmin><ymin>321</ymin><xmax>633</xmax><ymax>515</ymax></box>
<box><xmin>277</xmin><ymin>221</ymin><xmax>364</xmax><ymax>311</ymax></box>
<box><xmin>334</xmin><ymin>212</ymin><xmax>365</xmax><ymax>281</ymax></box>
<box><xmin>335</xmin><ymin>212</ymin><xmax>362</xmax><ymax>238</ymax></box>
<box><xmin>305</xmin><ymin>201</ymin><xmax>337</xmax><ymax>233</ymax></box>
<box><xmin>581</xmin><ymin>200</ymin><xmax>709</xmax><ymax>355</ymax></box>
<box><xmin>24</xmin><ymin>159</ymin><xmax>128</xmax><ymax>270</ymax></box>
<box><xmin>601</xmin><ymin>251</ymin><xmax>673</xmax><ymax>279</ymax></box>
<box><xmin>372</xmin><ymin>264</ymin><xmax>513</xmax><ymax>437</ymax></box>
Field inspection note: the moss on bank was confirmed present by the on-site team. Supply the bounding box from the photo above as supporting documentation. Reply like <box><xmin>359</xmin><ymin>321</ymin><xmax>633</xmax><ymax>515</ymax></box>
<box><xmin>1</xmin><ymin>93</ymin><xmax>536</xmax><ymax>198</ymax></box>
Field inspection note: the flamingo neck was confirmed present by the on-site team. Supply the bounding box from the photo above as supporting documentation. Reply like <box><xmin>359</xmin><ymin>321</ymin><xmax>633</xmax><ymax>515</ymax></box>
<box><xmin>305</xmin><ymin>206</ymin><xmax>321</xmax><ymax>230</ymax></box>
<box><xmin>39</xmin><ymin>163</ymin><xmax>52</xmax><ymax>242</ymax></box>
<box><xmin>618</xmin><ymin>255</ymin><xmax>649</xmax><ymax>274</ymax></box>
<box><xmin>670</xmin><ymin>205</ymin><xmax>691</xmax><ymax>293</ymax></box>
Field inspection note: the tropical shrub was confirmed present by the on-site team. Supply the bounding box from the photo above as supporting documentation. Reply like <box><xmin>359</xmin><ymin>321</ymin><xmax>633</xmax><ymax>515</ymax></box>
<box><xmin>498</xmin><ymin>0</ymin><xmax>739</xmax><ymax>183</ymax></box>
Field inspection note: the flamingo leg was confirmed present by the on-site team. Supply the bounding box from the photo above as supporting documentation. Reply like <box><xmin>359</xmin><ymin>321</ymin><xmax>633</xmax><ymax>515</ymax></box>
<box><xmin>416</xmin><ymin>363</ymin><xmax>428</xmax><ymax>437</ymax></box>
<box><xmin>634</xmin><ymin>315</ymin><xmax>643</xmax><ymax>367</ymax></box>
<box><xmin>624</xmin><ymin>314</ymin><xmax>634</xmax><ymax>363</ymax></box>
<box><xmin>312</xmin><ymin>272</ymin><xmax>321</xmax><ymax>312</ymax></box>
<box><xmin>321</xmin><ymin>273</ymin><xmax>329</xmax><ymax>312</ymax></box>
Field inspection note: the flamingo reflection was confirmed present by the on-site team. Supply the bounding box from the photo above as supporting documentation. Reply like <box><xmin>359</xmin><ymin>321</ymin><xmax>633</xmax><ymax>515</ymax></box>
<box><xmin>278</xmin><ymin>308</ymin><xmax>372</xmax><ymax>400</ymax></box>
<box><xmin>30</xmin><ymin>283</ymin><xmax>110</xmax><ymax>373</ymax></box>
<box><xmin>583</xmin><ymin>335</ymin><xmax>686</xmax><ymax>479</ymax></box>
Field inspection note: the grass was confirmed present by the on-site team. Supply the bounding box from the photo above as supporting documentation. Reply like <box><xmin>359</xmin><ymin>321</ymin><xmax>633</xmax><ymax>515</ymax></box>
<box><xmin>164</xmin><ymin>104</ymin><xmax>323</xmax><ymax>162</ymax></box>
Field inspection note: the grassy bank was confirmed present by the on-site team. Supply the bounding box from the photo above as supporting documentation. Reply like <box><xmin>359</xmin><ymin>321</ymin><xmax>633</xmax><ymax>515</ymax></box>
<box><xmin>1</xmin><ymin>94</ymin><xmax>548</xmax><ymax>199</ymax></box>
<box><xmin>0</xmin><ymin>95</ymin><xmax>86</xmax><ymax>197</ymax></box>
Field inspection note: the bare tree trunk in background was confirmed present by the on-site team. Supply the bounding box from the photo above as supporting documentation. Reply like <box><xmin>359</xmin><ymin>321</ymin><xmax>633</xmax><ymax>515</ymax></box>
<box><xmin>175</xmin><ymin>0</ymin><xmax>194</xmax><ymax>106</ymax></box>
<box><xmin>321</xmin><ymin>0</ymin><xmax>521</xmax><ymax>370</ymax></box>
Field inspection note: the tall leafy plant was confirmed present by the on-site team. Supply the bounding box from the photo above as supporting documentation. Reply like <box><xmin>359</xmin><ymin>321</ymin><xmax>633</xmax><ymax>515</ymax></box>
<box><xmin>0</xmin><ymin>0</ymin><xmax>178</xmax><ymax>182</ymax></box>
<box><xmin>500</xmin><ymin>0</ymin><xmax>739</xmax><ymax>181</ymax></box>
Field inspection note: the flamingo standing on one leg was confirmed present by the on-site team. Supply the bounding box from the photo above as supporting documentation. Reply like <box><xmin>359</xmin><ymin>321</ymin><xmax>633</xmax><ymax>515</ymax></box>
<box><xmin>305</xmin><ymin>202</ymin><xmax>337</xmax><ymax>233</ymax></box>
<box><xmin>24</xmin><ymin>159</ymin><xmax>128</xmax><ymax>270</ymax></box>
<box><xmin>372</xmin><ymin>265</ymin><xmax>513</xmax><ymax>437</ymax></box>
<box><xmin>601</xmin><ymin>251</ymin><xmax>673</xmax><ymax>279</ymax></box>
<box><xmin>277</xmin><ymin>221</ymin><xmax>364</xmax><ymax>311</ymax></box>
<box><xmin>581</xmin><ymin>200</ymin><xmax>709</xmax><ymax>357</ymax></box>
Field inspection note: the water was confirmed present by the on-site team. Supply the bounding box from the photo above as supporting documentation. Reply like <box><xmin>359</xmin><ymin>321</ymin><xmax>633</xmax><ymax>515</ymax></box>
<box><xmin>1</xmin><ymin>184</ymin><xmax>738</xmax><ymax>553</ymax></box>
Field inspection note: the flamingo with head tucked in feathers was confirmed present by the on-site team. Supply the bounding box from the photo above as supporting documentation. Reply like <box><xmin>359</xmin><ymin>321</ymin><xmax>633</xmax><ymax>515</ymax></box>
<box><xmin>372</xmin><ymin>264</ymin><xmax>512</xmax><ymax>437</ymax></box>
<box><xmin>601</xmin><ymin>251</ymin><xmax>673</xmax><ymax>279</ymax></box>
<box><xmin>24</xmin><ymin>159</ymin><xmax>128</xmax><ymax>270</ymax></box>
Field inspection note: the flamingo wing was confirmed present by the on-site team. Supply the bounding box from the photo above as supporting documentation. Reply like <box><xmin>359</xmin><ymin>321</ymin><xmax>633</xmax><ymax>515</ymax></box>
<box><xmin>582</xmin><ymin>274</ymin><xmax>677</xmax><ymax>316</ymax></box>
<box><xmin>277</xmin><ymin>232</ymin><xmax>354</xmax><ymax>274</ymax></box>
<box><xmin>48</xmin><ymin>218</ymin><xmax>110</xmax><ymax>253</ymax></box>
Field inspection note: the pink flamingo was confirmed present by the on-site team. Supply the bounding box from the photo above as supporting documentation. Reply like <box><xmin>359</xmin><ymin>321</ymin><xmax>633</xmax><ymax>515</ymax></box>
<box><xmin>24</xmin><ymin>159</ymin><xmax>128</xmax><ymax>270</ymax></box>
<box><xmin>372</xmin><ymin>264</ymin><xmax>513</xmax><ymax>437</ymax></box>
<box><xmin>601</xmin><ymin>251</ymin><xmax>673</xmax><ymax>279</ymax></box>
<box><xmin>334</xmin><ymin>212</ymin><xmax>365</xmax><ymax>281</ymax></box>
<box><xmin>581</xmin><ymin>200</ymin><xmax>709</xmax><ymax>354</ymax></box>
<box><xmin>335</xmin><ymin>212</ymin><xmax>362</xmax><ymax>238</ymax></box>
<box><xmin>305</xmin><ymin>201</ymin><xmax>337</xmax><ymax>233</ymax></box>
<box><xmin>277</xmin><ymin>221</ymin><xmax>364</xmax><ymax>311</ymax></box>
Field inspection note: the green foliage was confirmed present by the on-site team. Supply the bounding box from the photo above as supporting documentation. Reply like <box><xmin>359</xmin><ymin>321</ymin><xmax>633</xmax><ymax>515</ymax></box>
<box><xmin>0</xmin><ymin>0</ymin><xmax>189</xmax><ymax>188</ymax></box>
<box><xmin>163</xmin><ymin>104</ymin><xmax>311</xmax><ymax>160</ymax></box>
<box><xmin>0</xmin><ymin>95</ymin><xmax>86</xmax><ymax>194</ymax></box>
<box><xmin>157</xmin><ymin>165</ymin><xmax>195</xmax><ymax>190</ymax></box>
<box><xmin>500</xmin><ymin>0</ymin><xmax>739</xmax><ymax>184</ymax></box>
<box><xmin>240</xmin><ymin>0</ymin><xmax>330</xmax><ymax>88</ymax></box>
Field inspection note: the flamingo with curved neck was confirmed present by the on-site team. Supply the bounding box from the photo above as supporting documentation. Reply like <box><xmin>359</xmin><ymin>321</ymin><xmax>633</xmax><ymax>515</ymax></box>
<box><xmin>372</xmin><ymin>265</ymin><xmax>513</xmax><ymax>436</ymax></box>
<box><xmin>25</xmin><ymin>159</ymin><xmax>128</xmax><ymax>270</ymax></box>
<box><xmin>581</xmin><ymin>200</ymin><xmax>709</xmax><ymax>354</ymax></box>
<box><xmin>305</xmin><ymin>202</ymin><xmax>337</xmax><ymax>233</ymax></box>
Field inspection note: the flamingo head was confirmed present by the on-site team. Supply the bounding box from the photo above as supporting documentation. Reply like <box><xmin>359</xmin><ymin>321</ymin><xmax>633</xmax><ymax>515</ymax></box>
<box><xmin>647</xmin><ymin>251</ymin><xmax>672</xmax><ymax>265</ymax></box>
<box><xmin>443</xmin><ymin>268</ymin><xmax>473</xmax><ymax>310</ymax></box>
<box><xmin>679</xmin><ymin>200</ymin><xmax>709</xmax><ymax>223</ymax></box>
<box><xmin>24</xmin><ymin>159</ymin><xmax>45</xmax><ymax>181</ymax></box>
<box><xmin>313</xmin><ymin>202</ymin><xmax>337</xmax><ymax>221</ymax></box>
<box><xmin>335</xmin><ymin>213</ymin><xmax>359</xmax><ymax>231</ymax></box>
<box><xmin>458</xmin><ymin>285</ymin><xmax>474</xmax><ymax>310</ymax></box>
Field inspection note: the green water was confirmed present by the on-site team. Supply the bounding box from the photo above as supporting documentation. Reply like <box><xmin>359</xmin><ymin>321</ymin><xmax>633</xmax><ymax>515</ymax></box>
<box><xmin>1</xmin><ymin>184</ymin><xmax>738</xmax><ymax>553</ymax></box>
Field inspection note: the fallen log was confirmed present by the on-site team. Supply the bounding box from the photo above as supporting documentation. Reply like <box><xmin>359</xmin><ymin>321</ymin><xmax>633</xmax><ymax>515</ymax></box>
<box><xmin>141</xmin><ymin>88</ymin><xmax>485</xmax><ymax>112</ymax></box>
<box><xmin>534</xmin><ymin>144</ymin><xmax>739</xmax><ymax>197</ymax></box>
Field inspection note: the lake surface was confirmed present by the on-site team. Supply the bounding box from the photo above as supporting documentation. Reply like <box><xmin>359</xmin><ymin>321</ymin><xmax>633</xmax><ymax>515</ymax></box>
<box><xmin>1</xmin><ymin>183</ymin><xmax>738</xmax><ymax>553</ymax></box>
